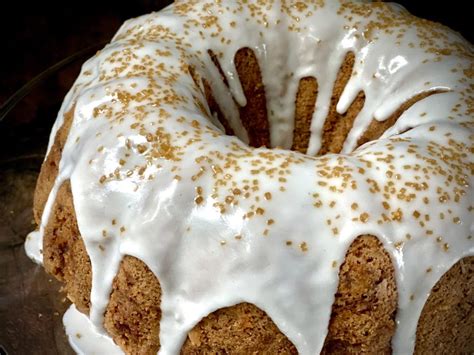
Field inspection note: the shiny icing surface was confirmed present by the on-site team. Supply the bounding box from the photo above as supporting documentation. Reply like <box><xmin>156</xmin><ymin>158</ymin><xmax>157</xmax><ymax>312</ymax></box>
<box><xmin>63</xmin><ymin>305</ymin><xmax>123</xmax><ymax>355</ymax></box>
<box><xmin>25</xmin><ymin>0</ymin><xmax>473</xmax><ymax>354</ymax></box>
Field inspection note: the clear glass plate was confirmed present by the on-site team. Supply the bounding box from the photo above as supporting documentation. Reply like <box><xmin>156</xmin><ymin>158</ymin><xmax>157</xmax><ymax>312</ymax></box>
<box><xmin>0</xmin><ymin>45</ymin><xmax>103</xmax><ymax>354</ymax></box>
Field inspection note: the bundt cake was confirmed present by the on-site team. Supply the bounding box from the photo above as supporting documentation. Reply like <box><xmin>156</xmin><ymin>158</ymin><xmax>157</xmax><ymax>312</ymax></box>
<box><xmin>25</xmin><ymin>0</ymin><xmax>474</xmax><ymax>354</ymax></box>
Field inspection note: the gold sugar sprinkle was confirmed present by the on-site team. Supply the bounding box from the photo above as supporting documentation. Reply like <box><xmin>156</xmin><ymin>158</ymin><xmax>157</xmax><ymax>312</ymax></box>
<box><xmin>299</xmin><ymin>242</ymin><xmax>308</xmax><ymax>252</ymax></box>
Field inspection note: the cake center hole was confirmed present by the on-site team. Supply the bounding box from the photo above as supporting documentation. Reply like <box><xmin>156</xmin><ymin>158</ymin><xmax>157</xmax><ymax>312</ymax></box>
<box><xmin>197</xmin><ymin>48</ymin><xmax>444</xmax><ymax>156</ymax></box>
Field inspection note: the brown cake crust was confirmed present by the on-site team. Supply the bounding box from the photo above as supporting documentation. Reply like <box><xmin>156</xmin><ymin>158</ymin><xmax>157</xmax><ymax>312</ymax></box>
<box><xmin>188</xmin><ymin>63</ymin><xmax>235</xmax><ymax>137</ymax></box>
<box><xmin>292</xmin><ymin>76</ymin><xmax>318</xmax><ymax>154</ymax></box>
<box><xmin>234</xmin><ymin>47</ymin><xmax>271</xmax><ymax>148</ymax></box>
<box><xmin>202</xmin><ymin>77</ymin><xmax>235</xmax><ymax>136</ymax></box>
<box><xmin>43</xmin><ymin>181</ymin><xmax>91</xmax><ymax>313</ymax></box>
<box><xmin>34</xmin><ymin>44</ymin><xmax>474</xmax><ymax>354</ymax></box>
<box><xmin>415</xmin><ymin>256</ymin><xmax>474</xmax><ymax>354</ymax></box>
<box><xmin>182</xmin><ymin>302</ymin><xmax>298</xmax><ymax>354</ymax></box>
<box><xmin>356</xmin><ymin>90</ymin><xmax>447</xmax><ymax>149</ymax></box>
<box><xmin>33</xmin><ymin>105</ymin><xmax>75</xmax><ymax>224</ymax></box>
<box><xmin>322</xmin><ymin>235</ymin><xmax>396</xmax><ymax>354</ymax></box>
<box><xmin>104</xmin><ymin>256</ymin><xmax>162</xmax><ymax>355</ymax></box>
<box><xmin>318</xmin><ymin>52</ymin><xmax>365</xmax><ymax>156</ymax></box>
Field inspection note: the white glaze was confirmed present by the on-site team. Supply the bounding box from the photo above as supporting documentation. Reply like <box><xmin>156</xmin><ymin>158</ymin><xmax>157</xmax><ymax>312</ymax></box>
<box><xmin>24</xmin><ymin>230</ymin><xmax>43</xmax><ymax>264</ymax></box>
<box><xmin>25</xmin><ymin>1</ymin><xmax>474</xmax><ymax>354</ymax></box>
<box><xmin>63</xmin><ymin>305</ymin><xmax>124</xmax><ymax>355</ymax></box>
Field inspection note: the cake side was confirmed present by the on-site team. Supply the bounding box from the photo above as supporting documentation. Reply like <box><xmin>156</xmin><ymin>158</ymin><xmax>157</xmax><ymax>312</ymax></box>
<box><xmin>37</xmin><ymin>172</ymin><xmax>474</xmax><ymax>353</ymax></box>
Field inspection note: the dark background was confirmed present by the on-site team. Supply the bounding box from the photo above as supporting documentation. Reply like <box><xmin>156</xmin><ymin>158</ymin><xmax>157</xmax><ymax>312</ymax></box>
<box><xmin>0</xmin><ymin>1</ymin><xmax>472</xmax><ymax>157</ymax></box>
